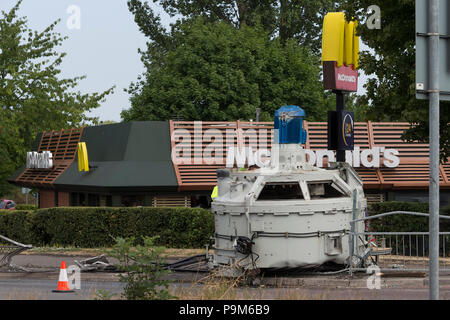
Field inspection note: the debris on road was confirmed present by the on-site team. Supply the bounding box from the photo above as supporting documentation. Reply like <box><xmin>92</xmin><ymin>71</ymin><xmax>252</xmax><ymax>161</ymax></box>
<box><xmin>0</xmin><ymin>235</ymin><xmax>33</xmax><ymax>272</ymax></box>
<box><xmin>167</xmin><ymin>254</ymin><xmax>209</xmax><ymax>272</ymax></box>
<box><xmin>74</xmin><ymin>254</ymin><xmax>117</xmax><ymax>272</ymax></box>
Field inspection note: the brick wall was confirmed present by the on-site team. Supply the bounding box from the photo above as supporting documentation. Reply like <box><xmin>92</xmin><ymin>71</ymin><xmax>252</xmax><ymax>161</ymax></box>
<box><xmin>58</xmin><ymin>192</ymin><xmax>70</xmax><ymax>207</ymax></box>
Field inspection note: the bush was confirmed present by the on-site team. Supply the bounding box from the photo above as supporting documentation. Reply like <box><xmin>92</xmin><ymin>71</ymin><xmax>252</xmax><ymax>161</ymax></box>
<box><xmin>108</xmin><ymin>236</ymin><xmax>174</xmax><ymax>300</ymax></box>
<box><xmin>0</xmin><ymin>207</ymin><xmax>214</xmax><ymax>248</ymax></box>
<box><xmin>15</xmin><ymin>204</ymin><xmax>38</xmax><ymax>211</ymax></box>
<box><xmin>0</xmin><ymin>210</ymin><xmax>35</xmax><ymax>244</ymax></box>
<box><xmin>367</xmin><ymin>201</ymin><xmax>450</xmax><ymax>257</ymax></box>
<box><xmin>443</xmin><ymin>205</ymin><xmax>450</xmax><ymax>215</ymax></box>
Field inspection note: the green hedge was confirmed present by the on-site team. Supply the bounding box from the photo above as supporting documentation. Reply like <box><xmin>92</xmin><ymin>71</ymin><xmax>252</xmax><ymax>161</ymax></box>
<box><xmin>0</xmin><ymin>210</ymin><xmax>35</xmax><ymax>244</ymax></box>
<box><xmin>368</xmin><ymin>202</ymin><xmax>450</xmax><ymax>256</ymax></box>
<box><xmin>0</xmin><ymin>207</ymin><xmax>214</xmax><ymax>248</ymax></box>
<box><xmin>368</xmin><ymin>201</ymin><xmax>450</xmax><ymax>232</ymax></box>
<box><xmin>15</xmin><ymin>204</ymin><xmax>38</xmax><ymax>211</ymax></box>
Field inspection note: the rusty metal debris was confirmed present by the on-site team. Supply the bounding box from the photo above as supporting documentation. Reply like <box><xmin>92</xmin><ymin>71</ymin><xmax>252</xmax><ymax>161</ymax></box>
<box><xmin>74</xmin><ymin>254</ymin><xmax>117</xmax><ymax>272</ymax></box>
<box><xmin>165</xmin><ymin>254</ymin><xmax>208</xmax><ymax>272</ymax></box>
<box><xmin>0</xmin><ymin>234</ymin><xmax>33</xmax><ymax>272</ymax></box>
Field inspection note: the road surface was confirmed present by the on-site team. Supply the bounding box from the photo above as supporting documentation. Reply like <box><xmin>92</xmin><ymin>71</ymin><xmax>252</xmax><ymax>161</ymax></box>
<box><xmin>1</xmin><ymin>278</ymin><xmax>450</xmax><ymax>300</ymax></box>
<box><xmin>2</xmin><ymin>254</ymin><xmax>450</xmax><ymax>300</ymax></box>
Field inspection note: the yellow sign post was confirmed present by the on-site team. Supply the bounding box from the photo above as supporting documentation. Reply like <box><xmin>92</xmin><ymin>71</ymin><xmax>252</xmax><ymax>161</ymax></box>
<box><xmin>321</xmin><ymin>12</ymin><xmax>359</xmax><ymax>162</ymax></box>
<box><xmin>321</xmin><ymin>12</ymin><xmax>359</xmax><ymax>70</ymax></box>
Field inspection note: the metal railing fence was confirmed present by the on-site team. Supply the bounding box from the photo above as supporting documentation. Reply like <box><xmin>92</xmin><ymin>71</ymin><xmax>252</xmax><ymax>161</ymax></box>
<box><xmin>349</xmin><ymin>211</ymin><xmax>450</xmax><ymax>274</ymax></box>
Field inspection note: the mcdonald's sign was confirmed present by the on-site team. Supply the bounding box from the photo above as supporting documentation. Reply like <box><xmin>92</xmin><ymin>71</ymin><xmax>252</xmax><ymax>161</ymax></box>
<box><xmin>322</xmin><ymin>12</ymin><xmax>359</xmax><ymax>92</ymax></box>
<box><xmin>77</xmin><ymin>142</ymin><xmax>89</xmax><ymax>172</ymax></box>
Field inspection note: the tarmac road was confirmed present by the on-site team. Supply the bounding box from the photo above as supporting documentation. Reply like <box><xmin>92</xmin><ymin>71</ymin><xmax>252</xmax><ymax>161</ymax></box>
<box><xmin>1</xmin><ymin>278</ymin><xmax>450</xmax><ymax>300</ymax></box>
<box><xmin>0</xmin><ymin>279</ymin><xmax>124</xmax><ymax>300</ymax></box>
<box><xmin>2</xmin><ymin>254</ymin><xmax>450</xmax><ymax>300</ymax></box>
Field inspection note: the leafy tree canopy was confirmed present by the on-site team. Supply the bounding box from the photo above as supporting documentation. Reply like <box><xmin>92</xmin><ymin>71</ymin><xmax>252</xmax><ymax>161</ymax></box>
<box><xmin>125</xmin><ymin>0</ymin><xmax>449</xmax><ymax>159</ymax></box>
<box><xmin>343</xmin><ymin>0</ymin><xmax>449</xmax><ymax>161</ymax></box>
<box><xmin>0</xmin><ymin>0</ymin><xmax>113</xmax><ymax>195</ymax></box>
<box><xmin>128</xmin><ymin>0</ymin><xmax>337</xmax><ymax>53</ymax></box>
<box><xmin>122</xmin><ymin>17</ymin><xmax>334</xmax><ymax>122</ymax></box>
<box><xmin>123</xmin><ymin>0</ymin><xmax>340</xmax><ymax>122</ymax></box>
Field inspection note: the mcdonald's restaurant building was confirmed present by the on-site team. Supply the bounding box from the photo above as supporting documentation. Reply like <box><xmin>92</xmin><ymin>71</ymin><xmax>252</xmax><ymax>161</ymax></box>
<box><xmin>8</xmin><ymin>120</ymin><xmax>450</xmax><ymax>209</ymax></box>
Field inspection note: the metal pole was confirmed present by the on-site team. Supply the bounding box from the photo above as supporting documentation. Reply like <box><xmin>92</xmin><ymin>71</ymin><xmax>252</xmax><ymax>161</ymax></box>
<box><xmin>428</xmin><ymin>0</ymin><xmax>440</xmax><ymax>301</ymax></box>
<box><xmin>335</xmin><ymin>91</ymin><xmax>345</xmax><ymax>162</ymax></box>
<box><xmin>348</xmin><ymin>189</ymin><xmax>357</xmax><ymax>275</ymax></box>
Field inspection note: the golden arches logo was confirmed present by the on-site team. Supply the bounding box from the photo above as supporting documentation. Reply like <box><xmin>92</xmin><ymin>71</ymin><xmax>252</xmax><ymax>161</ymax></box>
<box><xmin>321</xmin><ymin>12</ymin><xmax>359</xmax><ymax>69</ymax></box>
<box><xmin>342</xmin><ymin>114</ymin><xmax>354</xmax><ymax>147</ymax></box>
<box><xmin>77</xmin><ymin>142</ymin><xmax>89</xmax><ymax>172</ymax></box>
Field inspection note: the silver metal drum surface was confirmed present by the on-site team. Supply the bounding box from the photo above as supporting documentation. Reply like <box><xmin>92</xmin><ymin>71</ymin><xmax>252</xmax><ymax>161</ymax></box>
<box><xmin>211</xmin><ymin>144</ymin><xmax>366</xmax><ymax>272</ymax></box>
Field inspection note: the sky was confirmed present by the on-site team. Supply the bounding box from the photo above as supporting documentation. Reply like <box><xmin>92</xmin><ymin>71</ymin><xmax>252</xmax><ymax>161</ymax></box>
<box><xmin>0</xmin><ymin>1</ymin><xmax>369</xmax><ymax>123</ymax></box>
<box><xmin>0</xmin><ymin>0</ymin><xmax>171</xmax><ymax>122</ymax></box>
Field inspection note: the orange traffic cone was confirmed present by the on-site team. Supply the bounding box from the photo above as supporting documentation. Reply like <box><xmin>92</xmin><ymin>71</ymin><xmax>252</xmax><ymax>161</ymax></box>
<box><xmin>52</xmin><ymin>261</ymin><xmax>74</xmax><ymax>293</ymax></box>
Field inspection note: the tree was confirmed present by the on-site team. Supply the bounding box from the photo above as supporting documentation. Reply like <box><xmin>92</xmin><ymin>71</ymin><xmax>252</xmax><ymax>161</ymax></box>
<box><xmin>0</xmin><ymin>1</ymin><xmax>113</xmax><ymax>195</ymax></box>
<box><xmin>124</xmin><ymin>0</ymin><xmax>340</xmax><ymax>122</ymax></box>
<box><xmin>122</xmin><ymin>18</ymin><xmax>334</xmax><ymax>122</ymax></box>
<box><xmin>128</xmin><ymin>0</ymin><xmax>337</xmax><ymax>53</ymax></box>
<box><xmin>342</xmin><ymin>0</ymin><xmax>450</xmax><ymax>161</ymax></box>
<box><xmin>99</xmin><ymin>120</ymin><xmax>118</xmax><ymax>125</ymax></box>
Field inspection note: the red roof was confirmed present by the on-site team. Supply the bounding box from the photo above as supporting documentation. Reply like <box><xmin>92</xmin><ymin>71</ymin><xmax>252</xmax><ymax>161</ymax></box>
<box><xmin>170</xmin><ymin>120</ymin><xmax>450</xmax><ymax>191</ymax></box>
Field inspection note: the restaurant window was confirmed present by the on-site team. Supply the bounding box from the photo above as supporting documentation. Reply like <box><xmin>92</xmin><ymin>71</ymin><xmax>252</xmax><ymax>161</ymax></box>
<box><xmin>88</xmin><ymin>194</ymin><xmax>100</xmax><ymax>206</ymax></box>
<box><xmin>121</xmin><ymin>195</ymin><xmax>144</xmax><ymax>207</ymax></box>
<box><xmin>79</xmin><ymin>193</ymin><xmax>86</xmax><ymax>206</ymax></box>
<box><xmin>106</xmin><ymin>195</ymin><xmax>112</xmax><ymax>207</ymax></box>
<box><xmin>70</xmin><ymin>193</ymin><xmax>87</xmax><ymax>206</ymax></box>
<box><xmin>70</xmin><ymin>193</ymin><xmax>78</xmax><ymax>206</ymax></box>
<box><xmin>99</xmin><ymin>195</ymin><xmax>113</xmax><ymax>207</ymax></box>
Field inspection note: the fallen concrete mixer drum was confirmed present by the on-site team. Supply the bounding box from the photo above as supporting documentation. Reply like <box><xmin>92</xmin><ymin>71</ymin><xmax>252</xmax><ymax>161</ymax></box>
<box><xmin>210</xmin><ymin>106</ymin><xmax>367</xmax><ymax>275</ymax></box>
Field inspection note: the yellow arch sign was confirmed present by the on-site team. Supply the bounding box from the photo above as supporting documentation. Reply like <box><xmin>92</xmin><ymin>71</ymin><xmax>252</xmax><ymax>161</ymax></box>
<box><xmin>77</xmin><ymin>142</ymin><xmax>89</xmax><ymax>172</ymax></box>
